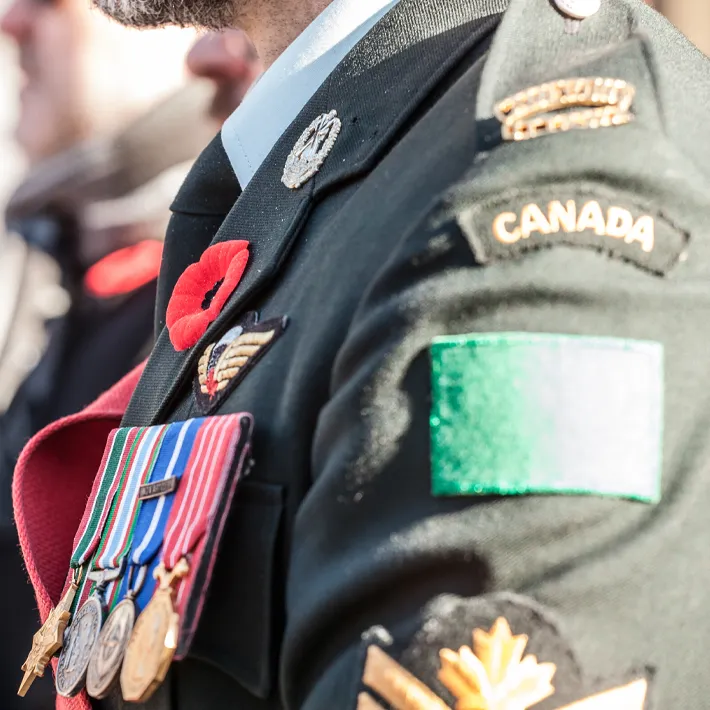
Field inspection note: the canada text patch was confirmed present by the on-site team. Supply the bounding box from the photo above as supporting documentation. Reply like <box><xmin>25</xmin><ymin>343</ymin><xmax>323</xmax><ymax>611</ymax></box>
<box><xmin>429</xmin><ymin>332</ymin><xmax>663</xmax><ymax>502</ymax></box>
<box><xmin>457</xmin><ymin>185</ymin><xmax>688</xmax><ymax>274</ymax></box>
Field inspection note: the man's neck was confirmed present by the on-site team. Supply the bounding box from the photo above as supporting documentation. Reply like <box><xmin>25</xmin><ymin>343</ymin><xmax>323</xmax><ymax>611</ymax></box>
<box><xmin>240</xmin><ymin>0</ymin><xmax>333</xmax><ymax>68</ymax></box>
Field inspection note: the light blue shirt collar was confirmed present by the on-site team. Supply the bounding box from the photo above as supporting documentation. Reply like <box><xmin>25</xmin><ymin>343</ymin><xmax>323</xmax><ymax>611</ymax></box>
<box><xmin>221</xmin><ymin>0</ymin><xmax>401</xmax><ymax>188</ymax></box>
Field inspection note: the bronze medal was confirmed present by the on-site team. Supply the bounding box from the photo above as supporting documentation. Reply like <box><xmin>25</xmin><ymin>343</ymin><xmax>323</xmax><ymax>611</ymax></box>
<box><xmin>18</xmin><ymin>577</ymin><xmax>79</xmax><ymax>697</ymax></box>
<box><xmin>55</xmin><ymin>594</ymin><xmax>104</xmax><ymax>697</ymax></box>
<box><xmin>86</xmin><ymin>596</ymin><xmax>136</xmax><ymax>698</ymax></box>
<box><xmin>120</xmin><ymin>560</ymin><xmax>189</xmax><ymax>703</ymax></box>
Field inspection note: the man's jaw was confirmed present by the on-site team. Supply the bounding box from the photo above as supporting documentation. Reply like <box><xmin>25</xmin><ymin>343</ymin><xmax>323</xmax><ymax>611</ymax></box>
<box><xmin>91</xmin><ymin>0</ymin><xmax>239</xmax><ymax>30</ymax></box>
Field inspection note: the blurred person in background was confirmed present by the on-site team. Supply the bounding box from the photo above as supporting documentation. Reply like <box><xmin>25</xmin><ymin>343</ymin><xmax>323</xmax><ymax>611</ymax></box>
<box><xmin>0</xmin><ymin>3</ymin><xmax>228</xmax><ymax>707</ymax></box>
<box><xmin>186</xmin><ymin>29</ymin><xmax>262</xmax><ymax>125</ymax></box>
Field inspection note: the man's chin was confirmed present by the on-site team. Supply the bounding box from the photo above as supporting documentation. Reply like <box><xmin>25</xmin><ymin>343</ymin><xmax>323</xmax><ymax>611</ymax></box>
<box><xmin>91</xmin><ymin>0</ymin><xmax>236</xmax><ymax>29</ymax></box>
<box><xmin>90</xmin><ymin>0</ymin><xmax>173</xmax><ymax>28</ymax></box>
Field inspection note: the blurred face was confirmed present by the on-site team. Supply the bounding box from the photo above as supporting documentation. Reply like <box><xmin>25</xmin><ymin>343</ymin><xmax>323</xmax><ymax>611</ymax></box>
<box><xmin>0</xmin><ymin>0</ymin><xmax>90</xmax><ymax>162</ymax></box>
<box><xmin>186</xmin><ymin>30</ymin><xmax>262</xmax><ymax>124</ymax></box>
<box><xmin>1</xmin><ymin>0</ymin><xmax>195</xmax><ymax>163</ymax></box>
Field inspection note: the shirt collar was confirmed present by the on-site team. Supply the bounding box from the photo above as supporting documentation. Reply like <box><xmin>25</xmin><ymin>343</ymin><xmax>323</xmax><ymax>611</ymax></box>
<box><xmin>221</xmin><ymin>0</ymin><xmax>401</xmax><ymax>188</ymax></box>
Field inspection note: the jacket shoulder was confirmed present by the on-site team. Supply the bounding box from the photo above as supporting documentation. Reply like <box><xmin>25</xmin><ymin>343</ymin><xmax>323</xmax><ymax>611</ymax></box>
<box><xmin>475</xmin><ymin>0</ymin><xmax>710</xmax><ymax>177</ymax></box>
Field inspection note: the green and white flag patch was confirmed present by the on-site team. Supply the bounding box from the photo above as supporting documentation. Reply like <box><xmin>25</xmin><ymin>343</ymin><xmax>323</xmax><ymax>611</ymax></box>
<box><xmin>430</xmin><ymin>332</ymin><xmax>663</xmax><ymax>502</ymax></box>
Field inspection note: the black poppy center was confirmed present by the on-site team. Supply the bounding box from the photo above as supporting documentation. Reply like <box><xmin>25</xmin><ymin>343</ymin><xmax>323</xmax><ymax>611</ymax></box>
<box><xmin>201</xmin><ymin>278</ymin><xmax>225</xmax><ymax>310</ymax></box>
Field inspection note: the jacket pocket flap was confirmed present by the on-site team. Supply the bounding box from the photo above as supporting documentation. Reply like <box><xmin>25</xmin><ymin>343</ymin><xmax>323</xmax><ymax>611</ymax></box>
<box><xmin>189</xmin><ymin>480</ymin><xmax>285</xmax><ymax>699</ymax></box>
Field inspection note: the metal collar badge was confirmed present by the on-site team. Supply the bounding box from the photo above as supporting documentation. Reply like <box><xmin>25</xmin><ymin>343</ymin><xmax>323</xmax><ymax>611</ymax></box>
<box><xmin>282</xmin><ymin>110</ymin><xmax>342</xmax><ymax>189</ymax></box>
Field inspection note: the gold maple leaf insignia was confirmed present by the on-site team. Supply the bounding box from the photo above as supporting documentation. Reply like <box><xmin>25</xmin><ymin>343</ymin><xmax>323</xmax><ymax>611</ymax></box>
<box><xmin>438</xmin><ymin>618</ymin><xmax>556</xmax><ymax>710</ymax></box>
<box><xmin>359</xmin><ymin>617</ymin><xmax>648</xmax><ymax>710</ymax></box>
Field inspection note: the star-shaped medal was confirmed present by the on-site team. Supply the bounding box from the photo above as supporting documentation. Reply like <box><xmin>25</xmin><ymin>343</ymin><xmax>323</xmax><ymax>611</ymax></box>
<box><xmin>18</xmin><ymin>579</ymin><xmax>79</xmax><ymax>697</ymax></box>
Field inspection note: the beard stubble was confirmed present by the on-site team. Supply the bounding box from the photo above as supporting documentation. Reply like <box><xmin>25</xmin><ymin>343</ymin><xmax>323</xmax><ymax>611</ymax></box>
<box><xmin>92</xmin><ymin>0</ymin><xmax>248</xmax><ymax>31</ymax></box>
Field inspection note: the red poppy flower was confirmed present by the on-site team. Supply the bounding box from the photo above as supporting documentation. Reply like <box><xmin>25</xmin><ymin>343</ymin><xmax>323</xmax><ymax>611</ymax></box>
<box><xmin>166</xmin><ymin>240</ymin><xmax>250</xmax><ymax>351</ymax></box>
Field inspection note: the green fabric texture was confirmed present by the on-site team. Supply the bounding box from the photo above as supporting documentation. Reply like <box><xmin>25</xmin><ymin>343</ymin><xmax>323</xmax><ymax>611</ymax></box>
<box><xmin>430</xmin><ymin>333</ymin><xmax>663</xmax><ymax>502</ymax></box>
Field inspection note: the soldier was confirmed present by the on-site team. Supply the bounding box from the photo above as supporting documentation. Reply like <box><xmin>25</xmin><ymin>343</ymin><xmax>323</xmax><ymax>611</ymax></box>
<box><xmin>12</xmin><ymin>0</ymin><xmax>710</xmax><ymax>709</ymax></box>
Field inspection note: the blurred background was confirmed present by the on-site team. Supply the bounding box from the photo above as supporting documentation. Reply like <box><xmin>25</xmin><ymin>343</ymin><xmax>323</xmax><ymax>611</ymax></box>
<box><xmin>1</xmin><ymin>36</ymin><xmax>22</xmax><ymax>214</ymax></box>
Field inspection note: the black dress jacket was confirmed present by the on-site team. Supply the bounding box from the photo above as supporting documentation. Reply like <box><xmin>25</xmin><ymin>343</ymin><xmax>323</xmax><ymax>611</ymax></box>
<box><xmin>113</xmin><ymin>0</ymin><xmax>710</xmax><ymax>707</ymax></box>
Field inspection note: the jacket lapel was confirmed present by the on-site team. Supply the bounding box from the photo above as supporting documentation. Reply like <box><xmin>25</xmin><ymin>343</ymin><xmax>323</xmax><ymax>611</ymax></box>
<box><xmin>154</xmin><ymin>136</ymin><xmax>242</xmax><ymax>331</ymax></box>
<box><xmin>125</xmin><ymin>0</ymin><xmax>507</xmax><ymax>425</ymax></box>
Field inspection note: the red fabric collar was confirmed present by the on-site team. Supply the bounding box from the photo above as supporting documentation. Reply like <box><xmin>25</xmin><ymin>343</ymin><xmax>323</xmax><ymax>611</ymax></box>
<box><xmin>12</xmin><ymin>362</ymin><xmax>145</xmax><ymax>710</ymax></box>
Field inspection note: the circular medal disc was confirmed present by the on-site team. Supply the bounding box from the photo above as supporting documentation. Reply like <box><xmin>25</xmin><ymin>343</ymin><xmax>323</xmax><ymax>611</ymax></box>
<box><xmin>120</xmin><ymin>590</ymin><xmax>179</xmax><ymax>703</ymax></box>
<box><xmin>56</xmin><ymin>595</ymin><xmax>104</xmax><ymax>697</ymax></box>
<box><xmin>86</xmin><ymin>598</ymin><xmax>136</xmax><ymax>698</ymax></box>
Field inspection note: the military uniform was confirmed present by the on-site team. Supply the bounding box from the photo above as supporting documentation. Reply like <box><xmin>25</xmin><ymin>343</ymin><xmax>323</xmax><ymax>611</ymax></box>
<box><xmin>14</xmin><ymin>0</ymin><xmax>710</xmax><ymax>708</ymax></box>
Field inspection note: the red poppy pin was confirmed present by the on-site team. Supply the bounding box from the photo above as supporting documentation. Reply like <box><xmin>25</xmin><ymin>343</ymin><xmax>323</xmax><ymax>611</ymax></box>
<box><xmin>166</xmin><ymin>240</ymin><xmax>250</xmax><ymax>351</ymax></box>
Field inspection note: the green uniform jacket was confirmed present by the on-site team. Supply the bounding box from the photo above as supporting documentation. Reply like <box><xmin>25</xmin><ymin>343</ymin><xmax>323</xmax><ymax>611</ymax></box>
<box><xmin>110</xmin><ymin>0</ymin><xmax>710</xmax><ymax>707</ymax></box>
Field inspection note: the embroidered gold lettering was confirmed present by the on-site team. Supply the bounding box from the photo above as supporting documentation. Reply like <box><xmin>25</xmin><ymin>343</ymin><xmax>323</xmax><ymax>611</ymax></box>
<box><xmin>491</xmin><ymin>200</ymin><xmax>655</xmax><ymax>253</ymax></box>
<box><xmin>605</xmin><ymin>206</ymin><xmax>634</xmax><ymax>238</ymax></box>
<box><xmin>492</xmin><ymin>212</ymin><xmax>521</xmax><ymax>244</ymax></box>
<box><xmin>548</xmin><ymin>200</ymin><xmax>577</xmax><ymax>233</ymax></box>
<box><xmin>520</xmin><ymin>204</ymin><xmax>551</xmax><ymax>239</ymax></box>
<box><xmin>625</xmin><ymin>215</ymin><xmax>655</xmax><ymax>253</ymax></box>
<box><xmin>576</xmin><ymin>201</ymin><xmax>606</xmax><ymax>235</ymax></box>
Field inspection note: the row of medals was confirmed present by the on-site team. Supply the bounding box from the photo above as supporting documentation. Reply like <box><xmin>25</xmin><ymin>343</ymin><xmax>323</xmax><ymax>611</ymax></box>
<box><xmin>55</xmin><ymin>558</ymin><xmax>189</xmax><ymax>702</ymax></box>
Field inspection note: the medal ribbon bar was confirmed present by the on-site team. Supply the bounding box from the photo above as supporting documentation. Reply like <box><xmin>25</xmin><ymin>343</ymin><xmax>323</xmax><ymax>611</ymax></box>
<box><xmin>164</xmin><ymin>416</ymin><xmax>244</xmax><ymax>570</ymax></box>
<box><xmin>74</xmin><ymin>427</ymin><xmax>146</xmax><ymax>607</ymax></box>
<box><xmin>86</xmin><ymin>420</ymin><xmax>199</xmax><ymax>699</ymax></box>
<box><xmin>57</xmin><ymin>425</ymin><xmax>169</xmax><ymax>698</ymax></box>
<box><xmin>121</xmin><ymin>414</ymin><xmax>250</xmax><ymax>703</ymax></box>
<box><xmin>122</xmin><ymin>418</ymin><xmax>204</xmax><ymax>608</ymax></box>
<box><xmin>71</xmin><ymin>428</ymin><xmax>134</xmax><ymax>579</ymax></box>
<box><xmin>100</xmin><ymin>425</ymin><xmax>168</xmax><ymax>607</ymax></box>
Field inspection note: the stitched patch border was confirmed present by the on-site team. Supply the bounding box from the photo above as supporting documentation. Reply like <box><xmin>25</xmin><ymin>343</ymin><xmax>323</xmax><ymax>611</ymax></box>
<box><xmin>456</xmin><ymin>182</ymin><xmax>689</xmax><ymax>275</ymax></box>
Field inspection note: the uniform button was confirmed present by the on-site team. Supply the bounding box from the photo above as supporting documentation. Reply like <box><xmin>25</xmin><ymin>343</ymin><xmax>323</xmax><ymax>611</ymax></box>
<box><xmin>553</xmin><ymin>0</ymin><xmax>601</xmax><ymax>19</ymax></box>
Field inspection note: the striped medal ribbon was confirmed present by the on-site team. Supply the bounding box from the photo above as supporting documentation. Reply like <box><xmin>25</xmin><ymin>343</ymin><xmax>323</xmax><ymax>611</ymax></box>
<box><xmin>56</xmin><ymin>425</ymin><xmax>167</xmax><ymax>698</ymax></box>
<box><xmin>121</xmin><ymin>415</ymin><xmax>247</xmax><ymax>704</ymax></box>
<box><xmin>164</xmin><ymin>416</ymin><xmax>243</xmax><ymax>569</ymax></box>
<box><xmin>91</xmin><ymin>424</ymin><xmax>168</xmax><ymax>604</ymax></box>
<box><xmin>70</xmin><ymin>427</ymin><xmax>138</xmax><ymax>588</ymax></box>
<box><xmin>126</xmin><ymin>417</ymin><xmax>205</xmax><ymax>610</ymax></box>
<box><xmin>17</xmin><ymin>426</ymin><xmax>134</xmax><ymax>698</ymax></box>
<box><xmin>86</xmin><ymin>419</ymin><xmax>203</xmax><ymax>699</ymax></box>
